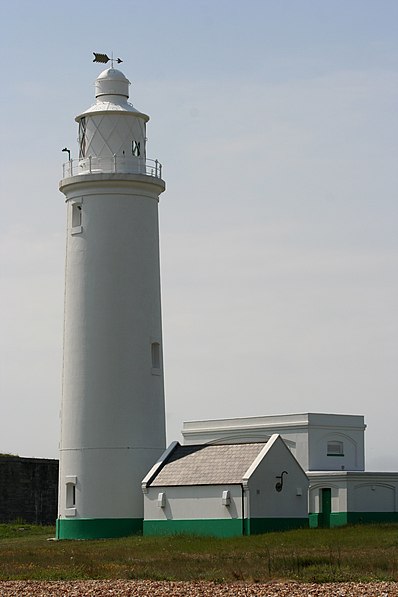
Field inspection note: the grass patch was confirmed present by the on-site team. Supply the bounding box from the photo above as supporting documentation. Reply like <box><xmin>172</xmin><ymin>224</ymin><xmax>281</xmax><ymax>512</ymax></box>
<box><xmin>1</xmin><ymin>523</ymin><xmax>398</xmax><ymax>582</ymax></box>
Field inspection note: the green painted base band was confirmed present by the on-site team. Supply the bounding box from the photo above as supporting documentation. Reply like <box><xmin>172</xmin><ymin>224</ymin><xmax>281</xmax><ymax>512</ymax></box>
<box><xmin>347</xmin><ymin>512</ymin><xmax>398</xmax><ymax>525</ymax></box>
<box><xmin>309</xmin><ymin>512</ymin><xmax>398</xmax><ymax>528</ymax></box>
<box><xmin>247</xmin><ymin>517</ymin><xmax>309</xmax><ymax>534</ymax></box>
<box><xmin>144</xmin><ymin>517</ymin><xmax>309</xmax><ymax>537</ymax></box>
<box><xmin>144</xmin><ymin>518</ymin><xmax>243</xmax><ymax>537</ymax></box>
<box><xmin>309</xmin><ymin>512</ymin><xmax>347</xmax><ymax>528</ymax></box>
<box><xmin>56</xmin><ymin>518</ymin><xmax>142</xmax><ymax>540</ymax></box>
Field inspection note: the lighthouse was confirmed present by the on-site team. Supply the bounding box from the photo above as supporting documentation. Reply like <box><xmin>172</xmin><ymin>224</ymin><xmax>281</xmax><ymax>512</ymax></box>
<box><xmin>56</xmin><ymin>65</ymin><xmax>166</xmax><ymax>539</ymax></box>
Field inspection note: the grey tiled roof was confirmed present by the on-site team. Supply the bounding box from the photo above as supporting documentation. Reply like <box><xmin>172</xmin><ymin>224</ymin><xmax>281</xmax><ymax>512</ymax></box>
<box><xmin>150</xmin><ymin>443</ymin><xmax>267</xmax><ymax>486</ymax></box>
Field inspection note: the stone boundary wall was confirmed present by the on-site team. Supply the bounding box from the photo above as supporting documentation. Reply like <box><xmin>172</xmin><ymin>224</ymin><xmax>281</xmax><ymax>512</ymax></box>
<box><xmin>0</xmin><ymin>456</ymin><xmax>58</xmax><ymax>524</ymax></box>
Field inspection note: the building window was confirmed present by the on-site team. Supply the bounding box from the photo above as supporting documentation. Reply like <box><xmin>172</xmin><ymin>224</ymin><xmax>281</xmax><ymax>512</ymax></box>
<box><xmin>151</xmin><ymin>342</ymin><xmax>161</xmax><ymax>374</ymax></box>
<box><xmin>327</xmin><ymin>441</ymin><xmax>344</xmax><ymax>457</ymax></box>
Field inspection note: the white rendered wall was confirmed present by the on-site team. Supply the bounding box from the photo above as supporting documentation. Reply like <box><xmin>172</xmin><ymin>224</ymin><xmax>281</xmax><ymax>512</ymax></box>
<box><xmin>306</xmin><ymin>414</ymin><xmax>365</xmax><ymax>471</ymax></box>
<box><xmin>144</xmin><ymin>485</ymin><xmax>243</xmax><ymax>521</ymax></box>
<box><xmin>347</xmin><ymin>474</ymin><xmax>398</xmax><ymax>512</ymax></box>
<box><xmin>245</xmin><ymin>435</ymin><xmax>308</xmax><ymax>519</ymax></box>
<box><xmin>59</xmin><ymin>174</ymin><xmax>166</xmax><ymax>520</ymax></box>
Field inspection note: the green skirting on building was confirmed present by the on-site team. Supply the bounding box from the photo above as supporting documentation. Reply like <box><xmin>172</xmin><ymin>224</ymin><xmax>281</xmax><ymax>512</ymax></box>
<box><xmin>247</xmin><ymin>517</ymin><xmax>309</xmax><ymax>534</ymax></box>
<box><xmin>309</xmin><ymin>512</ymin><xmax>398</xmax><ymax>528</ymax></box>
<box><xmin>309</xmin><ymin>512</ymin><xmax>347</xmax><ymax>528</ymax></box>
<box><xmin>56</xmin><ymin>518</ymin><xmax>143</xmax><ymax>539</ymax></box>
<box><xmin>347</xmin><ymin>512</ymin><xmax>398</xmax><ymax>525</ymax></box>
<box><xmin>144</xmin><ymin>518</ymin><xmax>243</xmax><ymax>537</ymax></box>
<box><xmin>144</xmin><ymin>517</ymin><xmax>308</xmax><ymax>537</ymax></box>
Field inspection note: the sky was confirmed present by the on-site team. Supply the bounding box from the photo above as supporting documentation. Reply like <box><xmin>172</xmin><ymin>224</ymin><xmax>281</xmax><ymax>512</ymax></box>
<box><xmin>0</xmin><ymin>0</ymin><xmax>397</xmax><ymax>470</ymax></box>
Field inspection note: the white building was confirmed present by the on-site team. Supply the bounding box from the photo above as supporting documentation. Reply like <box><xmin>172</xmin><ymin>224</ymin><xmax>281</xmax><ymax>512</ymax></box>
<box><xmin>142</xmin><ymin>435</ymin><xmax>309</xmax><ymax>537</ymax></box>
<box><xmin>183</xmin><ymin>412</ymin><xmax>366</xmax><ymax>472</ymax></box>
<box><xmin>57</xmin><ymin>66</ymin><xmax>166</xmax><ymax>539</ymax></box>
<box><xmin>182</xmin><ymin>413</ymin><xmax>398</xmax><ymax>527</ymax></box>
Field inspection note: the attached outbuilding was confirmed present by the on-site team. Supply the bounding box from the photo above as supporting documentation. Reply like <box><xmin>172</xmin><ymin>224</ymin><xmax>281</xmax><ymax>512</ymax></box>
<box><xmin>142</xmin><ymin>434</ymin><xmax>309</xmax><ymax>537</ymax></box>
<box><xmin>181</xmin><ymin>412</ymin><xmax>398</xmax><ymax>528</ymax></box>
<box><xmin>308</xmin><ymin>471</ymin><xmax>398</xmax><ymax>527</ymax></box>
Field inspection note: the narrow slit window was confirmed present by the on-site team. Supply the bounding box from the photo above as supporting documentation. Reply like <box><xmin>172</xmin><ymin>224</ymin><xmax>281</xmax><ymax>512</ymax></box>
<box><xmin>66</xmin><ymin>482</ymin><xmax>76</xmax><ymax>508</ymax></box>
<box><xmin>151</xmin><ymin>342</ymin><xmax>161</xmax><ymax>370</ymax></box>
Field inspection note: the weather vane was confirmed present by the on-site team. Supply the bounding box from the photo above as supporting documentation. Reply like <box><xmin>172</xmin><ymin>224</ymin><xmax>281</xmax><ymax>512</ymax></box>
<box><xmin>93</xmin><ymin>52</ymin><xmax>123</xmax><ymax>68</ymax></box>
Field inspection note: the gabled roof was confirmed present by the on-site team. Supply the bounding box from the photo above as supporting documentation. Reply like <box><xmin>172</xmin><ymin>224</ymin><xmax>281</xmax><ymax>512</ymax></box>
<box><xmin>148</xmin><ymin>442</ymin><xmax>267</xmax><ymax>486</ymax></box>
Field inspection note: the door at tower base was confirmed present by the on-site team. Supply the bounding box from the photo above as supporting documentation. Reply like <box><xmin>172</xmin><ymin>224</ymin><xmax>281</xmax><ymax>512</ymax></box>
<box><xmin>142</xmin><ymin>435</ymin><xmax>309</xmax><ymax>537</ymax></box>
<box><xmin>56</xmin><ymin>518</ymin><xmax>142</xmax><ymax>540</ymax></box>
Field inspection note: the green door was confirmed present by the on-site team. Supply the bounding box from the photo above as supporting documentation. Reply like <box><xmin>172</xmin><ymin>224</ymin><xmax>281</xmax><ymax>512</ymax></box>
<box><xmin>320</xmin><ymin>488</ymin><xmax>332</xmax><ymax>528</ymax></box>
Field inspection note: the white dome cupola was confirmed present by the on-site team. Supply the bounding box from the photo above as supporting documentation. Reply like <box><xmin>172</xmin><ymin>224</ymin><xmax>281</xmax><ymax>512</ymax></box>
<box><xmin>95</xmin><ymin>68</ymin><xmax>130</xmax><ymax>100</ymax></box>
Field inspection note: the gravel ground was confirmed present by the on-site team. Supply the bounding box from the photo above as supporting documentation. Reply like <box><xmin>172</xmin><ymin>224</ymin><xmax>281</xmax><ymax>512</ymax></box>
<box><xmin>0</xmin><ymin>581</ymin><xmax>397</xmax><ymax>596</ymax></box>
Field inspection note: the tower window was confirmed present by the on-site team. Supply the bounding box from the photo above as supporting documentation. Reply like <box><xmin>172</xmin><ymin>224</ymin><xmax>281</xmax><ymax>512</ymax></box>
<box><xmin>327</xmin><ymin>441</ymin><xmax>344</xmax><ymax>456</ymax></box>
<box><xmin>151</xmin><ymin>342</ymin><xmax>161</xmax><ymax>374</ymax></box>
<box><xmin>71</xmin><ymin>203</ymin><xmax>83</xmax><ymax>234</ymax></box>
<box><xmin>65</xmin><ymin>475</ymin><xmax>77</xmax><ymax>515</ymax></box>
<box><xmin>66</xmin><ymin>482</ymin><xmax>76</xmax><ymax>508</ymax></box>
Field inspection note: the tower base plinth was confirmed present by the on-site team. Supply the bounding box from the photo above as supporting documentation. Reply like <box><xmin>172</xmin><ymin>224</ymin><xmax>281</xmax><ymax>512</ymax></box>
<box><xmin>56</xmin><ymin>518</ymin><xmax>142</xmax><ymax>540</ymax></box>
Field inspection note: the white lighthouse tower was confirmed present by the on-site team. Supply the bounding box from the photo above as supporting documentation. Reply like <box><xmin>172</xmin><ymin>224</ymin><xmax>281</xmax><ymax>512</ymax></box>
<box><xmin>57</xmin><ymin>65</ymin><xmax>166</xmax><ymax>539</ymax></box>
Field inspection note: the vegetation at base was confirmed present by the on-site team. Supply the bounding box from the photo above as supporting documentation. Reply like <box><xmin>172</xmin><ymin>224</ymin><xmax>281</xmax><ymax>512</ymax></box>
<box><xmin>1</xmin><ymin>523</ymin><xmax>398</xmax><ymax>583</ymax></box>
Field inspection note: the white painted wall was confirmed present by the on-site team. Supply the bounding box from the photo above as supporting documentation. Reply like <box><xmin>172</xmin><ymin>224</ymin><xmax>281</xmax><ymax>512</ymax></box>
<box><xmin>351</xmin><ymin>483</ymin><xmax>395</xmax><ymax>512</ymax></box>
<box><xmin>246</xmin><ymin>435</ymin><xmax>308</xmax><ymax>519</ymax></box>
<box><xmin>307</xmin><ymin>414</ymin><xmax>365</xmax><ymax>471</ymax></box>
<box><xmin>144</xmin><ymin>484</ymin><xmax>243</xmax><ymax>521</ymax></box>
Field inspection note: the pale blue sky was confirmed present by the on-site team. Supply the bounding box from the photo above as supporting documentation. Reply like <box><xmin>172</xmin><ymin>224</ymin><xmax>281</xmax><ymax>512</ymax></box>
<box><xmin>1</xmin><ymin>1</ymin><xmax>397</xmax><ymax>469</ymax></box>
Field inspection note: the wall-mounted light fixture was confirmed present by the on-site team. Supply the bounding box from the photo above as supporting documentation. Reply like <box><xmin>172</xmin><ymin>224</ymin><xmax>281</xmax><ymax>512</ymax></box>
<box><xmin>222</xmin><ymin>490</ymin><xmax>231</xmax><ymax>506</ymax></box>
<box><xmin>275</xmin><ymin>470</ymin><xmax>288</xmax><ymax>492</ymax></box>
<box><xmin>62</xmin><ymin>147</ymin><xmax>71</xmax><ymax>161</ymax></box>
<box><xmin>157</xmin><ymin>492</ymin><xmax>166</xmax><ymax>508</ymax></box>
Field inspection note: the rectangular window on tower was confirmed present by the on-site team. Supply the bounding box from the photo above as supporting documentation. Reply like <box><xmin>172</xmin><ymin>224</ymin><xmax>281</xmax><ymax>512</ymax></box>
<box><xmin>151</xmin><ymin>341</ymin><xmax>161</xmax><ymax>375</ymax></box>
<box><xmin>71</xmin><ymin>202</ymin><xmax>83</xmax><ymax>235</ymax></box>
<box><xmin>65</xmin><ymin>475</ymin><xmax>77</xmax><ymax>516</ymax></box>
